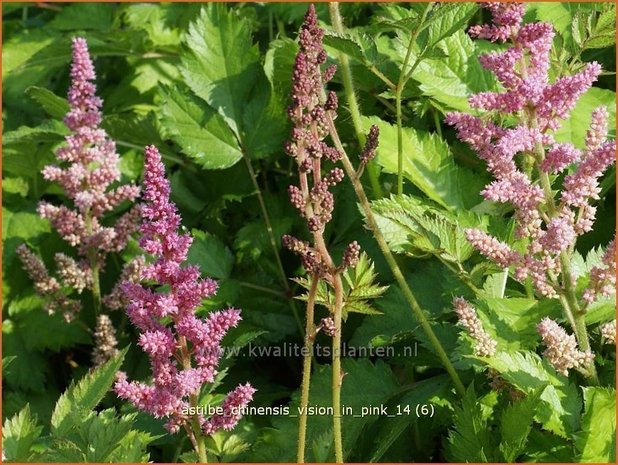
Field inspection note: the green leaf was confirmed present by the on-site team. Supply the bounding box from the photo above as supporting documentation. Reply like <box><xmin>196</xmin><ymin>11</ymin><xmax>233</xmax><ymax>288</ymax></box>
<box><xmin>294</xmin><ymin>253</ymin><xmax>388</xmax><ymax>319</ymax></box>
<box><xmin>410</xmin><ymin>30</ymin><xmax>497</xmax><ymax>112</ymax></box>
<box><xmin>575</xmin><ymin>387</ymin><xmax>616</xmax><ymax>462</ymax></box>
<box><xmin>187</xmin><ymin>229</ymin><xmax>234</xmax><ymax>280</ymax></box>
<box><xmin>417</xmin><ymin>3</ymin><xmax>479</xmax><ymax>52</ymax></box>
<box><xmin>370</xmin><ymin>375</ymin><xmax>453</xmax><ymax>462</ymax></box>
<box><xmin>26</xmin><ymin>86</ymin><xmax>69</xmax><ymax>119</ymax></box>
<box><xmin>2</xmin><ymin>405</ymin><xmax>43</xmax><ymax>462</ymax></box>
<box><xmin>242</xmin><ymin>78</ymin><xmax>288</xmax><ymax>159</ymax></box>
<box><xmin>484</xmin><ymin>351</ymin><xmax>582</xmax><ymax>437</ymax></box>
<box><xmin>49</xmin><ymin>3</ymin><xmax>114</xmax><ymax>31</ymax></box>
<box><xmin>2</xmin><ymin>177</ymin><xmax>29</xmax><ymax>197</ymax></box>
<box><xmin>51</xmin><ymin>349</ymin><xmax>127</xmax><ymax>436</ymax></box>
<box><xmin>555</xmin><ymin>87</ymin><xmax>616</xmax><ymax>148</ymax></box>
<box><xmin>3</xmin><ymin>120</ymin><xmax>68</xmax><ymax>145</ymax></box>
<box><xmin>159</xmin><ymin>85</ymin><xmax>243</xmax><ymax>170</ymax></box>
<box><xmin>369</xmin><ymin>194</ymin><xmax>481</xmax><ymax>262</ymax></box>
<box><xmin>362</xmin><ymin>116</ymin><xmax>484</xmax><ymax>209</ymax></box>
<box><xmin>2</xmin><ymin>209</ymin><xmax>50</xmax><ymax>241</ymax></box>
<box><xmin>264</xmin><ymin>38</ymin><xmax>299</xmax><ymax>101</ymax></box>
<box><xmin>499</xmin><ymin>386</ymin><xmax>545</xmax><ymax>462</ymax></box>
<box><xmin>445</xmin><ymin>384</ymin><xmax>497</xmax><ymax>462</ymax></box>
<box><xmin>323</xmin><ymin>30</ymin><xmax>378</xmax><ymax>64</ymax></box>
<box><xmin>180</xmin><ymin>4</ymin><xmax>261</xmax><ymax>137</ymax></box>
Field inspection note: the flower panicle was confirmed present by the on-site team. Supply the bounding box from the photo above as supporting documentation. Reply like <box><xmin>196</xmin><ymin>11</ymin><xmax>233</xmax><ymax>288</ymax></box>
<box><xmin>38</xmin><ymin>37</ymin><xmax>140</xmax><ymax>258</ymax></box>
<box><xmin>114</xmin><ymin>145</ymin><xmax>254</xmax><ymax>437</ymax></box>
<box><xmin>446</xmin><ymin>5</ymin><xmax>615</xmax><ymax>300</ymax></box>
<box><xmin>453</xmin><ymin>297</ymin><xmax>497</xmax><ymax>357</ymax></box>
<box><xmin>537</xmin><ymin>317</ymin><xmax>593</xmax><ymax>375</ymax></box>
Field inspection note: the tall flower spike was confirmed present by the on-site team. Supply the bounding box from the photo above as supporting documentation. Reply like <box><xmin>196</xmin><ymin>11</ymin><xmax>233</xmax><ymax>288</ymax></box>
<box><xmin>447</xmin><ymin>5</ymin><xmax>616</xmax><ymax>300</ymax></box>
<box><xmin>114</xmin><ymin>145</ymin><xmax>254</xmax><ymax>439</ymax></box>
<box><xmin>453</xmin><ymin>297</ymin><xmax>497</xmax><ymax>357</ymax></box>
<box><xmin>38</xmin><ymin>37</ymin><xmax>140</xmax><ymax>257</ymax></box>
<box><xmin>537</xmin><ymin>318</ymin><xmax>593</xmax><ymax>375</ymax></box>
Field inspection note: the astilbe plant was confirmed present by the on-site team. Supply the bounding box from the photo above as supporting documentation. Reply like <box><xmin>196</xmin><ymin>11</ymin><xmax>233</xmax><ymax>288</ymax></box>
<box><xmin>446</xmin><ymin>2</ymin><xmax>616</xmax><ymax>382</ymax></box>
<box><xmin>17</xmin><ymin>37</ymin><xmax>140</xmax><ymax>365</ymax></box>
<box><xmin>114</xmin><ymin>145</ymin><xmax>255</xmax><ymax>463</ymax></box>
<box><xmin>282</xmin><ymin>7</ymin><xmax>355</xmax><ymax>461</ymax></box>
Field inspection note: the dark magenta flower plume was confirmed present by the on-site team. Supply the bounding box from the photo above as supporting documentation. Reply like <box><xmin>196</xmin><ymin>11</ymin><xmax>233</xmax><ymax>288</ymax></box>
<box><xmin>115</xmin><ymin>145</ymin><xmax>255</xmax><ymax>434</ymax></box>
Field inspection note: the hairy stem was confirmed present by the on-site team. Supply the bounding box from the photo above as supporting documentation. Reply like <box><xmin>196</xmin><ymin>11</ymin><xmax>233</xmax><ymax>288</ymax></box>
<box><xmin>395</xmin><ymin>4</ymin><xmax>431</xmax><ymax>196</ymax></box>
<box><xmin>297</xmin><ymin>275</ymin><xmax>318</xmax><ymax>463</ymax></box>
<box><xmin>331</xmin><ymin>274</ymin><xmax>344</xmax><ymax>463</ymax></box>
<box><xmin>327</xmin><ymin>116</ymin><xmax>466</xmax><ymax>396</ymax></box>
<box><xmin>242</xmin><ymin>154</ymin><xmax>304</xmax><ymax>335</ymax></box>
<box><xmin>84</xmin><ymin>212</ymin><xmax>101</xmax><ymax>315</ymax></box>
<box><xmin>179</xmin><ymin>336</ymin><xmax>208</xmax><ymax>463</ymax></box>
<box><xmin>328</xmin><ymin>2</ymin><xmax>383</xmax><ymax>200</ymax></box>
<box><xmin>529</xmin><ymin>112</ymin><xmax>599</xmax><ymax>384</ymax></box>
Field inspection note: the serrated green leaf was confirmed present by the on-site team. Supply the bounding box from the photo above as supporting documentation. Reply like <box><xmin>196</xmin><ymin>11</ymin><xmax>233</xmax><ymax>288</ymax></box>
<box><xmin>26</xmin><ymin>86</ymin><xmax>69</xmax><ymax>119</ymax></box>
<box><xmin>2</xmin><ymin>404</ymin><xmax>43</xmax><ymax>462</ymax></box>
<box><xmin>3</xmin><ymin>120</ymin><xmax>68</xmax><ymax>145</ymax></box>
<box><xmin>410</xmin><ymin>30</ymin><xmax>497</xmax><ymax>113</ymax></box>
<box><xmin>2</xmin><ymin>209</ymin><xmax>50</xmax><ymax>241</ymax></box>
<box><xmin>180</xmin><ymin>4</ymin><xmax>261</xmax><ymax>137</ymax></box>
<box><xmin>51</xmin><ymin>349</ymin><xmax>127</xmax><ymax>436</ymax></box>
<box><xmin>187</xmin><ymin>229</ymin><xmax>234</xmax><ymax>279</ymax></box>
<box><xmin>575</xmin><ymin>387</ymin><xmax>616</xmax><ymax>462</ymax></box>
<box><xmin>484</xmin><ymin>351</ymin><xmax>582</xmax><ymax>437</ymax></box>
<box><xmin>159</xmin><ymin>85</ymin><xmax>242</xmax><ymax>170</ymax></box>
<box><xmin>417</xmin><ymin>3</ymin><xmax>478</xmax><ymax>52</ymax></box>
<box><xmin>499</xmin><ymin>386</ymin><xmax>545</xmax><ymax>462</ymax></box>
<box><xmin>446</xmin><ymin>384</ymin><xmax>497</xmax><ymax>462</ymax></box>
<box><xmin>369</xmin><ymin>194</ymin><xmax>481</xmax><ymax>262</ymax></box>
<box><xmin>362</xmin><ymin>116</ymin><xmax>484</xmax><ymax>209</ymax></box>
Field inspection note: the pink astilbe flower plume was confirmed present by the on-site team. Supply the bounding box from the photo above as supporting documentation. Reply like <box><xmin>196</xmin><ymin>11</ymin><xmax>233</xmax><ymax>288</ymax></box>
<box><xmin>447</xmin><ymin>5</ymin><xmax>616</xmax><ymax>301</ymax></box>
<box><xmin>18</xmin><ymin>39</ymin><xmax>140</xmax><ymax>352</ymax></box>
<box><xmin>38</xmin><ymin>38</ymin><xmax>140</xmax><ymax>257</ymax></box>
<box><xmin>453</xmin><ymin>297</ymin><xmax>497</xmax><ymax>357</ymax></box>
<box><xmin>537</xmin><ymin>318</ymin><xmax>593</xmax><ymax>376</ymax></box>
<box><xmin>448</xmin><ymin>5</ymin><xmax>614</xmax><ymax>384</ymax></box>
<box><xmin>114</xmin><ymin>145</ymin><xmax>254</xmax><ymax>438</ymax></box>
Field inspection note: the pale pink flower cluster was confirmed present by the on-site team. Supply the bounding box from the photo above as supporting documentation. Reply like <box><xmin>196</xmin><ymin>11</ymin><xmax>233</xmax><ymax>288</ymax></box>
<box><xmin>446</xmin><ymin>4</ymin><xmax>616</xmax><ymax>299</ymax></box>
<box><xmin>583</xmin><ymin>238</ymin><xmax>616</xmax><ymax>305</ymax></box>
<box><xmin>38</xmin><ymin>38</ymin><xmax>140</xmax><ymax>258</ymax></box>
<box><xmin>453</xmin><ymin>297</ymin><xmax>497</xmax><ymax>357</ymax></box>
<box><xmin>114</xmin><ymin>146</ymin><xmax>255</xmax><ymax>435</ymax></box>
<box><xmin>600</xmin><ymin>320</ymin><xmax>616</xmax><ymax>345</ymax></box>
<box><xmin>468</xmin><ymin>2</ymin><xmax>526</xmax><ymax>42</ymax></box>
<box><xmin>537</xmin><ymin>317</ymin><xmax>593</xmax><ymax>375</ymax></box>
<box><xmin>19</xmin><ymin>37</ymin><xmax>140</xmax><ymax>323</ymax></box>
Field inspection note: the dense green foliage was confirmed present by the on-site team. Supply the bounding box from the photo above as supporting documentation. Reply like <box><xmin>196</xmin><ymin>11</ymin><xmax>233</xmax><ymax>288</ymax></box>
<box><xmin>2</xmin><ymin>2</ymin><xmax>616</xmax><ymax>462</ymax></box>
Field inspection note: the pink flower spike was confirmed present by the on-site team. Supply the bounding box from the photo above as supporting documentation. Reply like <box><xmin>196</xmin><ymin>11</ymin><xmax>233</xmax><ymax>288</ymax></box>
<box><xmin>115</xmin><ymin>145</ymin><xmax>253</xmax><ymax>439</ymax></box>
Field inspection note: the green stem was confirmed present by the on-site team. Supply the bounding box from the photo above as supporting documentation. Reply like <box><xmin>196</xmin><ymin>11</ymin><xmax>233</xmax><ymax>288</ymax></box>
<box><xmin>327</xmin><ymin>115</ymin><xmax>466</xmax><ymax>396</ymax></box>
<box><xmin>331</xmin><ymin>274</ymin><xmax>344</xmax><ymax>463</ymax></box>
<box><xmin>85</xmin><ymin>212</ymin><xmax>101</xmax><ymax>315</ymax></box>
<box><xmin>180</xmin><ymin>337</ymin><xmax>208</xmax><ymax>463</ymax></box>
<box><xmin>297</xmin><ymin>275</ymin><xmax>318</xmax><ymax>463</ymax></box>
<box><xmin>528</xmin><ymin>111</ymin><xmax>599</xmax><ymax>384</ymax></box>
<box><xmin>328</xmin><ymin>2</ymin><xmax>383</xmax><ymax>200</ymax></box>
<box><xmin>242</xmin><ymin>154</ymin><xmax>304</xmax><ymax>335</ymax></box>
<box><xmin>395</xmin><ymin>4</ymin><xmax>431</xmax><ymax>196</ymax></box>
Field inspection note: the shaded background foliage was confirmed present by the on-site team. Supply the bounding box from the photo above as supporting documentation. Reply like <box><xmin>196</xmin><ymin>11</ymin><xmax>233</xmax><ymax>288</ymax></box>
<box><xmin>2</xmin><ymin>2</ymin><xmax>616</xmax><ymax>462</ymax></box>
